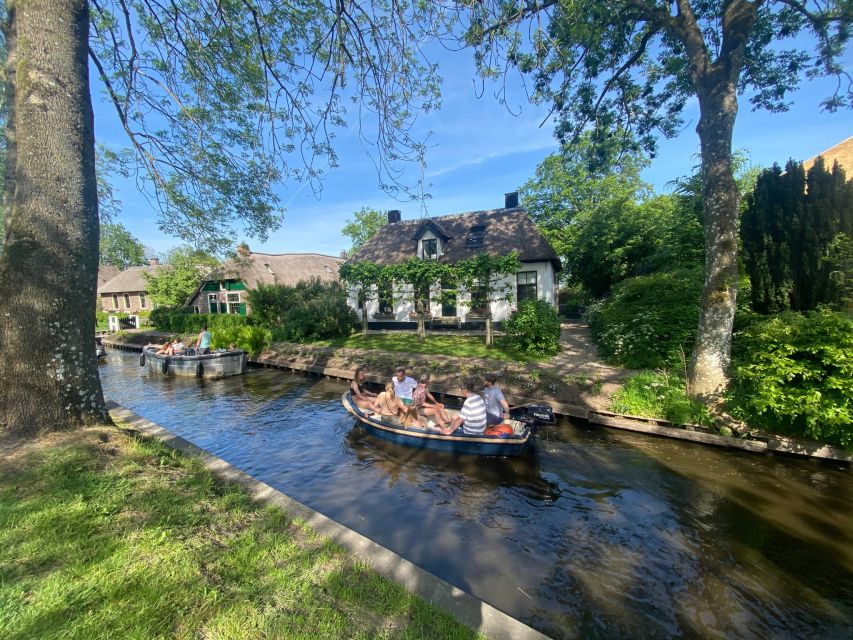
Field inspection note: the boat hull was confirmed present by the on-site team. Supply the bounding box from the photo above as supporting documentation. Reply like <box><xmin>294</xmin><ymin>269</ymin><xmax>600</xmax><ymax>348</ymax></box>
<box><xmin>342</xmin><ymin>393</ymin><xmax>532</xmax><ymax>456</ymax></box>
<box><xmin>143</xmin><ymin>348</ymin><xmax>247</xmax><ymax>379</ymax></box>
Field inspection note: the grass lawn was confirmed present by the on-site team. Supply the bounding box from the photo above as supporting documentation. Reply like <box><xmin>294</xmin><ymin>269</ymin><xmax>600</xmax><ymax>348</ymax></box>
<box><xmin>0</xmin><ymin>425</ymin><xmax>479</xmax><ymax>640</ymax></box>
<box><xmin>314</xmin><ymin>333</ymin><xmax>541</xmax><ymax>362</ymax></box>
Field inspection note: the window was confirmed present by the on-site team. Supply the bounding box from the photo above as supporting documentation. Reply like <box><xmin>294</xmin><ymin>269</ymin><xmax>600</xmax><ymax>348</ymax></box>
<box><xmin>414</xmin><ymin>285</ymin><xmax>430</xmax><ymax>315</ymax></box>
<box><xmin>465</xmin><ymin>224</ymin><xmax>486</xmax><ymax>248</ymax></box>
<box><xmin>228</xmin><ymin>303</ymin><xmax>241</xmax><ymax>314</ymax></box>
<box><xmin>226</xmin><ymin>292</ymin><xmax>240</xmax><ymax>314</ymax></box>
<box><xmin>227</xmin><ymin>292</ymin><xmax>240</xmax><ymax>303</ymax></box>
<box><xmin>139</xmin><ymin>293</ymin><xmax>147</xmax><ymax>309</ymax></box>
<box><xmin>422</xmin><ymin>238</ymin><xmax>438</xmax><ymax>260</ymax></box>
<box><xmin>123</xmin><ymin>294</ymin><xmax>131</xmax><ymax>309</ymax></box>
<box><xmin>377</xmin><ymin>281</ymin><xmax>394</xmax><ymax>314</ymax></box>
<box><xmin>193</xmin><ymin>305</ymin><xmax>200</xmax><ymax>314</ymax></box>
<box><xmin>470</xmin><ymin>284</ymin><xmax>489</xmax><ymax>315</ymax></box>
<box><xmin>208</xmin><ymin>293</ymin><xmax>218</xmax><ymax>313</ymax></box>
<box><xmin>517</xmin><ymin>271</ymin><xmax>537</xmax><ymax>303</ymax></box>
<box><xmin>112</xmin><ymin>295</ymin><xmax>119</xmax><ymax>310</ymax></box>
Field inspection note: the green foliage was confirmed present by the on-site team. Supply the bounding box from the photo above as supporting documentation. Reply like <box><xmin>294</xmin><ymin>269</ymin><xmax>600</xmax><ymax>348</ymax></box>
<box><xmin>451</xmin><ymin>252</ymin><xmax>523</xmax><ymax>309</ymax></box>
<box><xmin>587</xmin><ymin>268</ymin><xmax>703</xmax><ymax>369</ymax></box>
<box><xmin>150</xmin><ymin>308</ymin><xmax>249</xmax><ymax>334</ymax></box>
<box><xmin>742</xmin><ymin>158</ymin><xmax>853</xmax><ymax>313</ymax></box>
<box><xmin>341</xmin><ymin>207</ymin><xmax>386</xmax><ymax>252</ymax></box>
<box><xmin>729</xmin><ymin>310</ymin><xmax>853</xmax><ymax>447</ymax></box>
<box><xmin>503</xmin><ymin>299</ymin><xmax>562</xmax><ymax>356</ymax></box>
<box><xmin>144</xmin><ymin>245</ymin><xmax>218</xmax><ymax>307</ymax></box>
<box><xmin>99</xmin><ymin>222</ymin><xmax>147</xmax><ymax>270</ymax></box>
<box><xmin>210</xmin><ymin>325</ymin><xmax>271</xmax><ymax>356</ymax></box>
<box><xmin>89</xmin><ymin>2</ymin><xmax>443</xmax><ymax>252</ymax></box>
<box><xmin>249</xmin><ymin>278</ymin><xmax>357</xmax><ymax>342</ymax></box>
<box><xmin>612</xmin><ymin>371</ymin><xmax>712</xmax><ymax>426</ymax></box>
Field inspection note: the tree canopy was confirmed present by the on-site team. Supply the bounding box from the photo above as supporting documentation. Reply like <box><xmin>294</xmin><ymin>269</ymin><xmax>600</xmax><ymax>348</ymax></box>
<box><xmin>144</xmin><ymin>246</ymin><xmax>219</xmax><ymax>308</ymax></box>
<box><xmin>341</xmin><ymin>207</ymin><xmax>386</xmax><ymax>253</ymax></box>
<box><xmin>99</xmin><ymin>222</ymin><xmax>147</xmax><ymax>270</ymax></box>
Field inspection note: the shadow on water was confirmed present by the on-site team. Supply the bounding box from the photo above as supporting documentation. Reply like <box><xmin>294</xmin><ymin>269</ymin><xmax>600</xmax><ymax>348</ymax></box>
<box><xmin>100</xmin><ymin>352</ymin><xmax>853</xmax><ymax>640</ymax></box>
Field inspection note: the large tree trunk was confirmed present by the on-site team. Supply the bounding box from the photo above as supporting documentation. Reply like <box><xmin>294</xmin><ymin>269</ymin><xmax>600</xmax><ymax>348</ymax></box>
<box><xmin>688</xmin><ymin>80</ymin><xmax>740</xmax><ymax>400</ymax></box>
<box><xmin>360</xmin><ymin>297</ymin><xmax>369</xmax><ymax>336</ymax></box>
<box><xmin>485</xmin><ymin>315</ymin><xmax>493</xmax><ymax>347</ymax></box>
<box><xmin>0</xmin><ymin>0</ymin><xmax>108</xmax><ymax>435</ymax></box>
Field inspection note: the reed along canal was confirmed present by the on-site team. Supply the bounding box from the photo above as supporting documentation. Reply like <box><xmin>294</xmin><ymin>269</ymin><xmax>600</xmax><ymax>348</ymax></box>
<box><xmin>100</xmin><ymin>351</ymin><xmax>852</xmax><ymax>639</ymax></box>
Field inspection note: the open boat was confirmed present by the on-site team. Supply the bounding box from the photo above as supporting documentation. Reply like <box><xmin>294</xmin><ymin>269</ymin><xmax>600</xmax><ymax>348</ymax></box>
<box><xmin>341</xmin><ymin>392</ymin><xmax>533</xmax><ymax>456</ymax></box>
<box><xmin>141</xmin><ymin>347</ymin><xmax>247</xmax><ymax>379</ymax></box>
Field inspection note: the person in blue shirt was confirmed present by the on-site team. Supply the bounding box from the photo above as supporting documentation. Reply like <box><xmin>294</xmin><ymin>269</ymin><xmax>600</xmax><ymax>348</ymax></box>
<box><xmin>483</xmin><ymin>372</ymin><xmax>511</xmax><ymax>425</ymax></box>
<box><xmin>195</xmin><ymin>324</ymin><xmax>212</xmax><ymax>354</ymax></box>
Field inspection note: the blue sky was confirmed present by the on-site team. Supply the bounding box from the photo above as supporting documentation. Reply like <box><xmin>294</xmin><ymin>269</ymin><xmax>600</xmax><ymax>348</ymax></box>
<box><xmin>93</xmin><ymin>42</ymin><xmax>852</xmax><ymax>258</ymax></box>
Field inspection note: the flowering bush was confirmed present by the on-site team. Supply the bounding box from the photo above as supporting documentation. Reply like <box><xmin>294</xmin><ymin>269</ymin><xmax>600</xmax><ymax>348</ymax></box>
<box><xmin>586</xmin><ymin>268</ymin><xmax>703</xmax><ymax>369</ymax></box>
<box><xmin>503</xmin><ymin>299</ymin><xmax>562</xmax><ymax>356</ymax></box>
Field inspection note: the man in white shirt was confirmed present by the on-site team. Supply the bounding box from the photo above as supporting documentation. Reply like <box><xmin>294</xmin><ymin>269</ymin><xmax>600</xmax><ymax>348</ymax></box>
<box><xmin>392</xmin><ymin>366</ymin><xmax>418</xmax><ymax>405</ymax></box>
<box><xmin>444</xmin><ymin>380</ymin><xmax>487</xmax><ymax>435</ymax></box>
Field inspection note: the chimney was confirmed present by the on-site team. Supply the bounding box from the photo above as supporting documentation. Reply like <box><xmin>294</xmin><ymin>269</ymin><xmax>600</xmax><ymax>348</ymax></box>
<box><xmin>149</xmin><ymin>257</ymin><xmax>160</xmax><ymax>266</ymax></box>
<box><xmin>504</xmin><ymin>192</ymin><xmax>519</xmax><ymax>209</ymax></box>
<box><xmin>387</xmin><ymin>209</ymin><xmax>401</xmax><ymax>224</ymax></box>
<box><xmin>340</xmin><ymin>250</ymin><xmax>348</xmax><ymax>260</ymax></box>
<box><xmin>236</xmin><ymin>242</ymin><xmax>251</xmax><ymax>257</ymax></box>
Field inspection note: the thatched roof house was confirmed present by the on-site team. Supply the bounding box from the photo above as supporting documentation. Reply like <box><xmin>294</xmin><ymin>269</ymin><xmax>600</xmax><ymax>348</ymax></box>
<box><xmin>344</xmin><ymin>193</ymin><xmax>561</xmax><ymax>326</ymax></box>
<box><xmin>99</xmin><ymin>260</ymin><xmax>163</xmax><ymax>313</ymax></box>
<box><xmin>186</xmin><ymin>249</ymin><xmax>343</xmax><ymax>315</ymax></box>
<box><xmin>803</xmin><ymin>135</ymin><xmax>853</xmax><ymax>176</ymax></box>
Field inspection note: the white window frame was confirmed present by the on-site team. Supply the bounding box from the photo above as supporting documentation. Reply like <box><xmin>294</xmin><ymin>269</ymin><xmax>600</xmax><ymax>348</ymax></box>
<box><xmin>139</xmin><ymin>293</ymin><xmax>147</xmax><ymax>309</ymax></box>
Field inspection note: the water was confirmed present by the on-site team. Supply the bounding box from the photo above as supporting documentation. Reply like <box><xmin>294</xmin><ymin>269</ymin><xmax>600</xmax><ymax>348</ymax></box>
<box><xmin>100</xmin><ymin>351</ymin><xmax>853</xmax><ymax>639</ymax></box>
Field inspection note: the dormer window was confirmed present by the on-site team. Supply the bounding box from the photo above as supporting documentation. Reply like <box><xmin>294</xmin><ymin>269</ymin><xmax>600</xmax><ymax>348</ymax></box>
<box><xmin>465</xmin><ymin>224</ymin><xmax>486</xmax><ymax>248</ymax></box>
<box><xmin>422</xmin><ymin>238</ymin><xmax>438</xmax><ymax>260</ymax></box>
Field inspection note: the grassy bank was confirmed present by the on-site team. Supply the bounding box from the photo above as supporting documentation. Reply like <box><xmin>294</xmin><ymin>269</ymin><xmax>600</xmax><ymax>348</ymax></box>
<box><xmin>313</xmin><ymin>333</ymin><xmax>537</xmax><ymax>361</ymax></box>
<box><xmin>0</xmin><ymin>425</ymin><xmax>479</xmax><ymax>640</ymax></box>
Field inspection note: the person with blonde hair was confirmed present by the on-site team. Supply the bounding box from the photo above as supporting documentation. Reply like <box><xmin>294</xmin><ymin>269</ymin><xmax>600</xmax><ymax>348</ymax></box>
<box><xmin>400</xmin><ymin>405</ymin><xmax>427</xmax><ymax>429</ymax></box>
<box><xmin>412</xmin><ymin>373</ymin><xmax>451</xmax><ymax>429</ymax></box>
<box><xmin>373</xmin><ymin>381</ymin><xmax>406</xmax><ymax>421</ymax></box>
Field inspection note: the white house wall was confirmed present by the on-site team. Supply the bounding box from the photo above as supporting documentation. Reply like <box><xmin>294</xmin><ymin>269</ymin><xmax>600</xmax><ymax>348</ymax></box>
<box><xmin>347</xmin><ymin>261</ymin><xmax>557</xmax><ymax>324</ymax></box>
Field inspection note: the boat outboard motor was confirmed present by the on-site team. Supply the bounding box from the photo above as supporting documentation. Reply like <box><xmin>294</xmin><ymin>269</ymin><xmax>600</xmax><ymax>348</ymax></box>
<box><xmin>526</xmin><ymin>404</ymin><xmax>556</xmax><ymax>425</ymax></box>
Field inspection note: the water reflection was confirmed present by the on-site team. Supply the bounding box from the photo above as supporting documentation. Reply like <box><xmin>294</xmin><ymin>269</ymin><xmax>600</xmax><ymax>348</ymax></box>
<box><xmin>100</xmin><ymin>351</ymin><xmax>852</xmax><ymax>639</ymax></box>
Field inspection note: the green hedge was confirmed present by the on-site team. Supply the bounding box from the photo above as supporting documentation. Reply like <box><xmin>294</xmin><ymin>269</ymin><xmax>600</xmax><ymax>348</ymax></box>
<box><xmin>587</xmin><ymin>267</ymin><xmax>703</xmax><ymax>369</ymax></box>
<box><xmin>729</xmin><ymin>309</ymin><xmax>853</xmax><ymax>447</ymax></box>
<box><xmin>150</xmin><ymin>307</ymin><xmax>251</xmax><ymax>334</ymax></box>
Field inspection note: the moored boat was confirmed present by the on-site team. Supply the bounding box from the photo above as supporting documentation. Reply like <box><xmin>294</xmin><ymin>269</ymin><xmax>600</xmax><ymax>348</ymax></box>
<box><xmin>341</xmin><ymin>392</ymin><xmax>533</xmax><ymax>456</ymax></box>
<box><xmin>141</xmin><ymin>347</ymin><xmax>247</xmax><ymax>379</ymax></box>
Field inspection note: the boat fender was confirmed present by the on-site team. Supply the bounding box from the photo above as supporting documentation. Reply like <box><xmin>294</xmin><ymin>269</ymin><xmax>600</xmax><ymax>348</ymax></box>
<box><xmin>139</xmin><ymin>352</ymin><xmax>145</xmax><ymax>367</ymax></box>
<box><xmin>161</xmin><ymin>357</ymin><xmax>169</xmax><ymax>375</ymax></box>
<box><xmin>196</xmin><ymin>361</ymin><xmax>203</xmax><ymax>378</ymax></box>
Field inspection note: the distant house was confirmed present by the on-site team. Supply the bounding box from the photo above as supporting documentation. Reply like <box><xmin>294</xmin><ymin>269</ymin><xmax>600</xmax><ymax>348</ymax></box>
<box><xmin>99</xmin><ymin>259</ymin><xmax>163</xmax><ymax>313</ymax></box>
<box><xmin>344</xmin><ymin>192</ymin><xmax>561</xmax><ymax>327</ymax></box>
<box><xmin>185</xmin><ymin>248</ymin><xmax>344</xmax><ymax>316</ymax></box>
<box><xmin>802</xmin><ymin>135</ymin><xmax>853</xmax><ymax>176</ymax></box>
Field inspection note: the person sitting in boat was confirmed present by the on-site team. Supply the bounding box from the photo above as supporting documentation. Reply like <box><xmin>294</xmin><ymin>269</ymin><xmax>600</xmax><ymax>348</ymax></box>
<box><xmin>155</xmin><ymin>338</ymin><xmax>176</xmax><ymax>356</ymax></box>
<box><xmin>401</xmin><ymin>405</ymin><xmax>427</xmax><ymax>429</ymax></box>
<box><xmin>373</xmin><ymin>382</ymin><xmax>406</xmax><ymax>422</ymax></box>
<box><xmin>392</xmin><ymin>366</ymin><xmax>417</xmax><ymax>406</ymax></box>
<box><xmin>172</xmin><ymin>338</ymin><xmax>186</xmax><ymax>355</ymax></box>
<box><xmin>228</xmin><ymin>342</ymin><xmax>238</xmax><ymax>351</ymax></box>
<box><xmin>350</xmin><ymin>367</ymin><xmax>377</xmax><ymax>410</ymax></box>
<box><xmin>442</xmin><ymin>380</ymin><xmax>487</xmax><ymax>436</ymax></box>
<box><xmin>483</xmin><ymin>372</ymin><xmax>511</xmax><ymax>425</ymax></box>
<box><xmin>195</xmin><ymin>324</ymin><xmax>212</xmax><ymax>355</ymax></box>
<box><xmin>412</xmin><ymin>373</ymin><xmax>451</xmax><ymax>429</ymax></box>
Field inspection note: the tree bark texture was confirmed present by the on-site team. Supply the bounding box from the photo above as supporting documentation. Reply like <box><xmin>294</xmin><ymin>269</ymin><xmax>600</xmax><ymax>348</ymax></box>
<box><xmin>0</xmin><ymin>0</ymin><xmax>108</xmax><ymax>434</ymax></box>
<box><xmin>360</xmin><ymin>299</ymin><xmax>368</xmax><ymax>336</ymax></box>
<box><xmin>688</xmin><ymin>79</ymin><xmax>741</xmax><ymax>400</ymax></box>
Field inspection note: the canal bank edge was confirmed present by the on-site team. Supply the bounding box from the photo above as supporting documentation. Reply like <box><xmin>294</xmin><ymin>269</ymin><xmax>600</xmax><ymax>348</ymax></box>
<box><xmin>105</xmin><ymin>401</ymin><xmax>553</xmax><ymax>640</ymax></box>
<box><xmin>103</xmin><ymin>339</ymin><xmax>853</xmax><ymax>464</ymax></box>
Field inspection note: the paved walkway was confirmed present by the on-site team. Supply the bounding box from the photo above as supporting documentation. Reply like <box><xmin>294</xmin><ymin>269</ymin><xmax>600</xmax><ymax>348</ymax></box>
<box><xmin>546</xmin><ymin>320</ymin><xmax>632</xmax><ymax>382</ymax></box>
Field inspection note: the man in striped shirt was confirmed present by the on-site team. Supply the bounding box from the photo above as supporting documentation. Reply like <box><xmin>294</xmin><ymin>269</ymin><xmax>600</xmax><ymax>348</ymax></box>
<box><xmin>444</xmin><ymin>380</ymin><xmax>487</xmax><ymax>435</ymax></box>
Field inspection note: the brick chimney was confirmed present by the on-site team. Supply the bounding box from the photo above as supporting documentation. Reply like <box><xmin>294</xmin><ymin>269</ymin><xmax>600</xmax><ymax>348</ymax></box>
<box><xmin>387</xmin><ymin>209</ymin><xmax>401</xmax><ymax>224</ymax></box>
<box><xmin>236</xmin><ymin>242</ymin><xmax>251</xmax><ymax>257</ymax></box>
<box><xmin>504</xmin><ymin>192</ymin><xmax>519</xmax><ymax>209</ymax></box>
<box><xmin>149</xmin><ymin>257</ymin><xmax>160</xmax><ymax>266</ymax></box>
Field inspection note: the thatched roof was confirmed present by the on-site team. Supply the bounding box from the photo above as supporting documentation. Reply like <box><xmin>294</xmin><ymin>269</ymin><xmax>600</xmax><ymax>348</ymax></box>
<box><xmin>99</xmin><ymin>265</ymin><xmax>163</xmax><ymax>294</ymax></box>
<box><xmin>97</xmin><ymin>265</ymin><xmax>120</xmax><ymax>292</ymax></box>
<box><xmin>347</xmin><ymin>207</ymin><xmax>561</xmax><ymax>270</ymax></box>
<box><xmin>200</xmin><ymin>252</ymin><xmax>343</xmax><ymax>290</ymax></box>
<box><xmin>803</xmin><ymin>135</ymin><xmax>853</xmax><ymax>176</ymax></box>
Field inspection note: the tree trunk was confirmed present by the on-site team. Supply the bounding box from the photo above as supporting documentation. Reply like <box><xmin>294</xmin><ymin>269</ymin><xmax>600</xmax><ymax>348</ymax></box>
<box><xmin>0</xmin><ymin>0</ymin><xmax>108</xmax><ymax>435</ymax></box>
<box><xmin>485</xmin><ymin>315</ymin><xmax>493</xmax><ymax>347</ymax></box>
<box><xmin>688</xmin><ymin>80</ymin><xmax>740</xmax><ymax>400</ymax></box>
<box><xmin>417</xmin><ymin>314</ymin><xmax>425</xmax><ymax>342</ymax></box>
<box><xmin>360</xmin><ymin>298</ymin><xmax>368</xmax><ymax>336</ymax></box>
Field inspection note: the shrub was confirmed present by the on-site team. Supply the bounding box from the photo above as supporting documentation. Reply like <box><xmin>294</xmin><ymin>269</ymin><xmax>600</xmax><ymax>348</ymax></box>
<box><xmin>729</xmin><ymin>309</ymin><xmax>853</xmax><ymax>447</ymax></box>
<box><xmin>611</xmin><ymin>370</ymin><xmax>712</xmax><ymax>426</ymax></box>
<box><xmin>211</xmin><ymin>325</ymin><xmax>271</xmax><ymax>356</ymax></box>
<box><xmin>503</xmin><ymin>299</ymin><xmax>562</xmax><ymax>356</ymax></box>
<box><xmin>150</xmin><ymin>307</ymin><xmax>250</xmax><ymax>334</ymax></box>
<box><xmin>587</xmin><ymin>267</ymin><xmax>703</xmax><ymax>369</ymax></box>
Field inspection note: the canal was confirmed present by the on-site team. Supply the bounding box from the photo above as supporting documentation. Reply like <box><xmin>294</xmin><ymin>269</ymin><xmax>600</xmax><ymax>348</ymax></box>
<box><xmin>100</xmin><ymin>351</ymin><xmax>852</xmax><ymax>639</ymax></box>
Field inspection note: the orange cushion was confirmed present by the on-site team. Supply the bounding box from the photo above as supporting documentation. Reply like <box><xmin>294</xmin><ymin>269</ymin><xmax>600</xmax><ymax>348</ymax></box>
<box><xmin>484</xmin><ymin>424</ymin><xmax>514</xmax><ymax>436</ymax></box>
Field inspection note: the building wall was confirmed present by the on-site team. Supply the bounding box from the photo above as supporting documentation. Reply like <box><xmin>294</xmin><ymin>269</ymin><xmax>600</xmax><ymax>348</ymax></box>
<box><xmin>347</xmin><ymin>261</ymin><xmax>558</xmax><ymax>324</ymax></box>
<box><xmin>100</xmin><ymin>291</ymin><xmax>151</xmax><ymax>313</ymax></box>
<box><xmin>187</xmin><ymin>280</ymin><xmax>249</xmax><ymax>315</ymax></box>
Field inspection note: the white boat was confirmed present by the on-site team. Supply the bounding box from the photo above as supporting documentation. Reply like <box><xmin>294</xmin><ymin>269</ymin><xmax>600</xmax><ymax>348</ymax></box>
<box><xmin>141</xmin><ymin>347</ymin><xmax>247</xmax><ymax>379</ymax></box>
